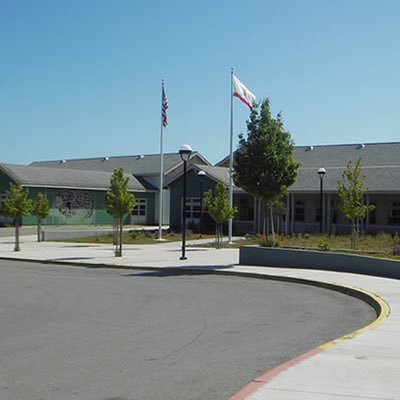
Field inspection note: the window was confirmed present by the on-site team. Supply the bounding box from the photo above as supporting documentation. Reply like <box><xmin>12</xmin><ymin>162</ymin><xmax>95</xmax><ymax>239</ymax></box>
<box><xmin>185</xmin><ymin>197</ymin><xmax>201</xmax><ymax>218</ymax></box>
<box><xmin>0</xmin><ymin>193</ymin><xmax>6</xmax><ymax>202</ymax></box>
<box><xmin>132</xmin><ymin>198</ymin><xmax>147</xmax><ymax>216</ymax></box>
<box><xmin>294</xmin><ymin>200</ymin><xmax>305</xmax><ymax>222</ymax></box>
<box><xmin>389</xmin><ymin>202</ymin><xmax>400</xmax><ymax>224</ymax></box>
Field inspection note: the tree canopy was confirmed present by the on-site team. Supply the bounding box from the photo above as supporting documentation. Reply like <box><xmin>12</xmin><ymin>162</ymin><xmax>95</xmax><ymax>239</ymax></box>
<box><xmin>233</xmin><ymin>99</ymin><xmax>299</xmax><ymax>203</ymax></box>
<box><xmin>204</xmin><ymin>183</ymin><xmax>236</xmax><ymax>248</ymax></box>
<box><xmin>32</xmin><ymin>192</ymin><xmax>50</xmax><ymax>242</ymax></box>
<box><xmin>105</xmin><ymin>169</ymin><xmax>136</xmax><ymax>256</ymax></box>
<box><xmin>1</xmin><ymin>181</ymin><xmax>33</xmax><ymax>251</ymax></box>
<box><xmin>233</xmin><ymin>99</ymin><xmax>299</xmax><ymax>239</ymax></box>
<box><xmin>337</xmin><ymin>158</ymin><xmax>374</xmax><ymax>249</ymax></box>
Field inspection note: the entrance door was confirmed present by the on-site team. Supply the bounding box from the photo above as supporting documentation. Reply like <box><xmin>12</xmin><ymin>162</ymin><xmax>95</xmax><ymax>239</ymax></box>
<box><xmin>131</xmin><ymin>198</ymin><xmax>147</xmax><ymax>225</ymax></box>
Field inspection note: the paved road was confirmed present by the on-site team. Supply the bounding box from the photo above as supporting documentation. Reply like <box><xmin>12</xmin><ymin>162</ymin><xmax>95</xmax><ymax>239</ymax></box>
<box><xmin>0</xmin><ymin>260</ymin><xmax>376</xmax><ymax>400</ymax></box>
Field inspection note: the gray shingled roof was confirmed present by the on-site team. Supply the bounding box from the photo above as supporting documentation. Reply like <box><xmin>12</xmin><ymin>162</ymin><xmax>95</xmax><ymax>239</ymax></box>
<box><xmin>290</xmin><ymin>166</ymin><xmax>400</xmax><ymax>193</ymax></box>
<box><xmin>0</xmin><ymin>164</ymin><xmax>147</xmax><ymax>192</ymax></box>
<box><xmin>215</xmin><ymin>142</ymin><xmax>400</xmax><ymax>193</ymax></box>
<box><xmin>217</xmin><ymin>142</ymin><xmax>400</xmax><ymax>168</ymax></box>
<box><xmin>293</xmin><ymin>142</ymin><xmax>400</xmax><ymax>167</ymax></box>
<box><xmin>191</xmin><ymin>163</ymin><xmax>400</xmax><ymax>194</ymax></box>
<box><xmin>30</xmin><ymin>152</ymin><xmax>210</xmax><ymax>176</ymax></box>
<box><xmin>291</xmin><ymin>143</ymin><xmax>400</xmax><ymax>192</ymax></box>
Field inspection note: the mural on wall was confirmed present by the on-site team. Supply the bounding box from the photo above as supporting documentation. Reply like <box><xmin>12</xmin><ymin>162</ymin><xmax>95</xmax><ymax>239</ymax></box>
<box><xmin>55</xmin><ymin>190</ymin><xmax>94</xmax><ymax>218</ymax></box>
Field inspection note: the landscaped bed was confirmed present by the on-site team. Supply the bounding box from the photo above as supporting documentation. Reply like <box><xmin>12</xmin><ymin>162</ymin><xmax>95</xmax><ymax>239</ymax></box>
<box><xmin>195</xmin><ymin>233</ymin><xmax>400</xmax><ymax>260</ymax></box>
<box><xmin>62</xmin><ymin>230</ymin><xmax>214</xmax><ymax>245</ymax></box>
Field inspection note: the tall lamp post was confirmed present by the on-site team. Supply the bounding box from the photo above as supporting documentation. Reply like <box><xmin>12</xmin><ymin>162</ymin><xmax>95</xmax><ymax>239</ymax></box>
<box><xmin>318</xmin><ymin>167</ymin><xmax>326</xmax><ymax>234</ymax></box>
<box><xmin>179</xmin><ymin>144</ymin><xmax>193</xmax><ymax>260</ymax></box>
<box><xmin>197</xmin><ymin>170</ymin><xmax>206</xmax><ymax>233</ymax></box>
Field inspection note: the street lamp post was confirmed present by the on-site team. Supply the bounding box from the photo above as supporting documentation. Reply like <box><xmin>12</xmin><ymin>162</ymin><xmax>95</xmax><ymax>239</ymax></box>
<box><xmin>197</xmin><ymin>170</ymin><xmax>206</xmax><ymax>233</ymax></box>
<box><xmin>318</xmin><ymin>167</ymin><xmax>326</xmax><ymax>234</ymax></box>
<box><xmin>179</xmin><ymin>144</ymin><xmax>193</xmax><ymax>260</ymax></box>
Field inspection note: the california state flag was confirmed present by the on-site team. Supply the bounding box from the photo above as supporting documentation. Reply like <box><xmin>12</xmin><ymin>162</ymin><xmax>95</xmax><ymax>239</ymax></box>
<box><xmin>232</xmin><ymin>74</ymin><xmax>256</xmax><ymax>110</ymax></box>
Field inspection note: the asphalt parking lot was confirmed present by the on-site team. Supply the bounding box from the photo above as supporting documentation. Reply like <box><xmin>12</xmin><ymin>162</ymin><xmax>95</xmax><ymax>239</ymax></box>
<box><xmin>0</xmin><ymin>260</ymin><xmax>376</xmax><ymax>400</ymax></box>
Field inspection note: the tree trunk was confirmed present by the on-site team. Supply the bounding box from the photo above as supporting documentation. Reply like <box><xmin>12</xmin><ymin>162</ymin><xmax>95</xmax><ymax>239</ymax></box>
<box><xmin>37</xmin><ymin>218</ymin><xmax>41</xmax><ymax>242</ymax></box>
<box><xmin>270</xmin><ymin>206</ymin><xmax>276</xmax><ymax>245</ymax></box>
<box><xmin>217</xmin><ymin>223</ymin><xmax>221</xmax><ymax>249</ymax></box>
<box><xmin>351</xmin><ymin>218</ymin><xmax>356</xmax><ymax>249</ymax></box>
<box><xmin>262</xmin><ymin>215</ymin><xmax>266</xmax><ymax>237</ymax></box>
<box><xmin>14</xmin><ymin>218</ymin><xmax>20</xmax><ymax>252</ymax></box>
<box><xmin>355</xmin><ymin>218</ymin><xmax>359</xmax><ymax>250</ymax></box>
<box><xmin>118</xmin><ymin>216</ymin><xmax>123</xmax><ymax>257</ymax></box>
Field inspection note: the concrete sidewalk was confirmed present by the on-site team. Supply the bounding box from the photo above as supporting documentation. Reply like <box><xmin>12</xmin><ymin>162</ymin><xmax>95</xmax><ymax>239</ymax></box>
<box><xmin>0</xmin><ymin>235</ymin><xmax>399</xmax><ymax>400</ymax></box>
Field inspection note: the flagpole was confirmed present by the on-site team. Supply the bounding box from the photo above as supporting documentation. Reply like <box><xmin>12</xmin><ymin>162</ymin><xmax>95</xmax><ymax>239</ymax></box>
<box><xmin>158</xmin><ymin>80</ymin><xmax>165</xmax><ymax>240</ymax></box>
<box><xmin>228</xmin><ymin>68</ymin><xmax>234</xmax><ymax>244</ymax></box>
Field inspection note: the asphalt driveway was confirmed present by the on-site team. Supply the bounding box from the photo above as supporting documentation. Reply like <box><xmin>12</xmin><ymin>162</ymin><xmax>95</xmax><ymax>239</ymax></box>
<box><xmin>0</xmin><ymin>260</ymin><xmax>376</xmax><ymax>400</ymax></box>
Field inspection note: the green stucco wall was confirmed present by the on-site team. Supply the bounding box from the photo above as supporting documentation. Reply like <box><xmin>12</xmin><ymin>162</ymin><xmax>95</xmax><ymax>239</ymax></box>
<box><xmin>0</xmin><ymin>165</ymin><xmax>156</xmax><ymax>226</ymax></box>
<box><xmin>16</xmin><ymin>187</ymin><xmax>154</xmax><ymax>226</ymax></box>
<box><xmin>22</xmin><ymin>188</ymin><xmax>110</xmax><ymax>225</ymax></box>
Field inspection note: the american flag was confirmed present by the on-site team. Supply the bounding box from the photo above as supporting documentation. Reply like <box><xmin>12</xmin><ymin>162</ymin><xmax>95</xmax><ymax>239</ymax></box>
<box><xmin>162</xmin><ymin>86</ymin><xmax>168</xmax><ymax>128</ymax></box>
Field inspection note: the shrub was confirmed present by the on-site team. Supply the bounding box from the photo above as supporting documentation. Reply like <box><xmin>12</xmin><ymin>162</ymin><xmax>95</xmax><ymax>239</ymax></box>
<box><xmin>257</xmin><ymin>235</ymin><xmax>281</xmax><ymax>248</ymax></box>
<box><xmin>318</xmin><ymin>238</ymin><xmax>330</xmax><ymax>252</ymax></box>
<box><xmin>130</xmin><ymin>231</ymin><xmax>145</xmax><ymax>240</ymax></box>
<box><xmin>392</xmin><ymin>242</ymin><xmax>400</xmax><ymax>256</ymax></box>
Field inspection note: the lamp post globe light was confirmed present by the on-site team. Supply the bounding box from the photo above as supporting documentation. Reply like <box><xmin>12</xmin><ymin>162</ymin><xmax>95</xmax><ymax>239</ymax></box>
<box><xmin>317</xmin><ymin>167</ymin><xmax>326</xmax><ymax>234</ymax></box>
<box><xmin>197</xmin><ymin>170</ymin><xmax>206</xmax><ymax>233</ymax></box>
<box><xmin>179</xmin><ymin>144</ymin><xmax>193</xmax><ymax>260</ymax></box>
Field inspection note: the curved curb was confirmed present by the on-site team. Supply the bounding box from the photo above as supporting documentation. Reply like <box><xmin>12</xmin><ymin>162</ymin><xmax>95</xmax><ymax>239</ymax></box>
<box><xmin>226</xmin><ymin>280</ymin><xmax>390</xmax><ymax>400</ymax></box>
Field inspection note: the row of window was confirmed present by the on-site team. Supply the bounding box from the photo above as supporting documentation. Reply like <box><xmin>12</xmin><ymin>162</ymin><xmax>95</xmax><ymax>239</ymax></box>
<box><xmin>293</xmin><ymin>200</ymin><xmax>400</xmax><ymax>224</ymax></box>
<box><xmin>132</xmin><ymin>197</ymin><xmax>208</xmax><ymax>219</ymax></box>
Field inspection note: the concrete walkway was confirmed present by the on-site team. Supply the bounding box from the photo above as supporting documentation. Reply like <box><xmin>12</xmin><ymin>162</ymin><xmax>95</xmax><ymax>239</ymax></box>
<box><xmin>0</xmin><ymin>235</ymin><xmax>399</xmax><ymax>400</ymax></box>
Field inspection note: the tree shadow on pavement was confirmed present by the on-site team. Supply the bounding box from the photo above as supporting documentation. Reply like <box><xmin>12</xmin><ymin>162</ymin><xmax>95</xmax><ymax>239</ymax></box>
<box><xmin>121</xmin><ymin>264</ymin><xmax>239</xmax><ymax>278</ymax></box>
<box><xmin>47</xmin><ymin>256</ymin><xmax>95</xmax><ymax>261</ymax></box>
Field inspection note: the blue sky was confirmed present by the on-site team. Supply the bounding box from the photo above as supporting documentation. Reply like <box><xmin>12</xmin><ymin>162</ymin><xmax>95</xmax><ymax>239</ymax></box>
<box><xmin>1</xmin><ymin>0</ymin><xmax>399</xmax><ymax>165</ymax></box>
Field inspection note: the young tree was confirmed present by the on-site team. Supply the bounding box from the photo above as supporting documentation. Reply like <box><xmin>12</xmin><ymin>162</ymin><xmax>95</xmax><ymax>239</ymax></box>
<box><xmin>233</xmin><ymin>99</ymin><xmax>299</xmax><ymax>243</ymax></box>
<box><xmin>2</xmin><ymin>181</ymin><xmax>33</xmax><ymax>251</ymax></box>
<box><xmin>105</xmin><ymin>169</ymin><xmax>136</xmax><ymax>257</ymax></box>
<box><xmin>32</xmin><ymin>192</ymin><xmax>50</xmax><ymax>242</ymax></box>
<box><xmin>204</xmin><ymin>183</ymin><xmax>237</xmax><ymax>249</ymax></box>
<box><xmin>337</xmin><ymin>158</ymin><xmax>374</xmax><ymax>249</ymax></box>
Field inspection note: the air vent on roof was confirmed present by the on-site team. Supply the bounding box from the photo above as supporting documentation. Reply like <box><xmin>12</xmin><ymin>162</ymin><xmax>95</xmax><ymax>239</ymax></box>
<box><xmin>357</xmin><ymin>144</ymin><xmax>366</xmax><ymax>149</ymax></box>
<box><xmin>137</xmin><ymin>155</ymin><xmax>144</xmax><ymax>159</ymax></box>
<box><xmin>60</xmin><ymin>160</ymin><xmax>66</xmax><ymax>164</ymax></box>
<box><xmin>306</xmin><ymin>145</ymin><xmax>314</xmax><ymax>151</ymax></box>
<box><xmin>103</xmin><ymin>157</ymin><xmax>110</xmax><ymax>161</ymax></box>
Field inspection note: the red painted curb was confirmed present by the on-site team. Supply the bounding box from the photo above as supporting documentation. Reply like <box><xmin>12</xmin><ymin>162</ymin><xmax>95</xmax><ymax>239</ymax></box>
<box><xmin>227</xmin><ymin>346</ymin><xmax>322</xmax><ymax>400</ymax></box>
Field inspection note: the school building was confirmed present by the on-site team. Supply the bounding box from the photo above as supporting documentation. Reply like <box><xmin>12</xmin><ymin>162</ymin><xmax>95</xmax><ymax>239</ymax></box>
<box><xmin>0</xmin><ymin>142</ymin><xmax>399</xmax><ymax>235</ymax></box>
